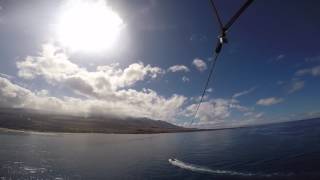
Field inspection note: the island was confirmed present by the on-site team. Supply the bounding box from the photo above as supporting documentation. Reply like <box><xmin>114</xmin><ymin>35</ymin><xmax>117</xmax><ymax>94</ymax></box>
<box><xmin>0</xmin><ymin>108</ymin><xmax>196</xmax><ymax>134</ymax></box>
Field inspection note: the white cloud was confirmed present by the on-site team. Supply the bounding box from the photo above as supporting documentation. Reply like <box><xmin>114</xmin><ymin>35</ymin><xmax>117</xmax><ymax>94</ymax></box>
<box><xmin>182</xmin><ymin>76</ymin><xmax>190</xmax><ymax>82</ymax></box>
<box><xmin>167</xmin><ymin>65</ymin><xmax>190</xmax><ymax>73</ymax></box>
<box><xmin>13</xmin><ymin>44</ymin><xmax>186</xmax><ymax>121</ymax></box>
<box><xmin>184</xmin><ymin>99</ymin><xmax>232</xmax><ymax>122</ymax></box>
<box><xmin>288</xmin><ymin>80</ymin><xmax>304</xmax><ymax>93</ymax></box>
<box><xmin>2</xmin><ymin>43</ymin><xmax>289</xmax><ymax>127</ymax></box>
<box><xmin>206</xmin><ymin>88</ymin><xmax>213</xmax><ymax>93</ymax></box>
<box><xmin>0</xmin><ymin>76</ymin><xmax>187</xmax><ymax>121</ymax></box>
<box><xmin>0</xmin><ymin>73</ymin><xmax>13</xmax><ymax>79</ymax></box>
<box><xmin>190</xmin><ymin>95</ymin><xmax>209</xmax><ymax>103</ymax></box>
<box><xmin>268</xmin><ymin>54</ymin><xmax>286</xmax><ymax>63</ymax></box>
<box><xmin>192</xmin><ymin>58</ymin><xmax>207</xmax><ymax>72</ymax></box>
<box><xmin>243</xmin><ymin>111</ymin><xmax>264</xmax><ymax>119</ymax></box>
<box><xmin>276</xmin><ymin>54</ymin><xmax>285</xmax><ymax>60</ymax></box>
<box><xmin>17</xmin><ymin>44</ymin><xmax>165</xmax><ymax>93</ymax></box>
<box><xmin>0</xmin><ymin>77</ymin><xmax>31</xmax><ymax>108</ymax></box>
<box><xmin>232</xmin><ymin>87</ymin><xmax>255</xmax><ymax>98</ymax></box>
<box><xmin>254</xmin><ymin>112</ymin><xmax>264</xmax><ymax>118</ymax></box>
<box><xmin>295</xmin><ymin>65</ymin><xmax>320</xmax><ymax>77</ymax></box>
<box><xmin>256</xmin><ymin>97</ymin><xmax>284</xmax><ymax>106</ymax></box>
<box><xmin>0</xmin><ymin>77</ymin><xmax>75</xmax><ymax>111</ymax></box>
<box><xmin>183</xmin><ymin>98</ymin><xmax>252</xmax><ymax>122</ymax></box>
<box><xmin>181</xmin><ymin>97</ymin><xmax>264</xmax><ymax>129</ymax></box>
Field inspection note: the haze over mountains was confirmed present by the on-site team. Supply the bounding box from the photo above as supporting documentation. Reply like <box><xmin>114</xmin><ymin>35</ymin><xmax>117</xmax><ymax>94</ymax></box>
<box><xmin>0</xmin><ymin>108</ymin><xmax>192</xmax><ymax>134</ymax></box>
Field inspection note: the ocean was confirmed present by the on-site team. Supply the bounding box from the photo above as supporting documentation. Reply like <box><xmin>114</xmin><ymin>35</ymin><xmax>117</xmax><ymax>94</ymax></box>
<box><xmin>1</xmin><ymin>118</ymin><xmax>320</xmax><ymax>180</ymax></box>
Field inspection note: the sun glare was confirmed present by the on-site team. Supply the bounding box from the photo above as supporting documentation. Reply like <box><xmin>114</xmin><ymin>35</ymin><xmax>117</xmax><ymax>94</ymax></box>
<box><xmin>56</xmin><ymin>0</ymin><xmax>123</xmax><ymax>53</ymax></box>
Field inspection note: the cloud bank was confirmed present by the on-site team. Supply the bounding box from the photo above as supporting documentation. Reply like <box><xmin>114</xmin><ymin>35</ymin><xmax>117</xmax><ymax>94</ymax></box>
<box><xmin>0</xmin><ymin>44</ymin><xmax>288</xmax><ymax>128</ymax></box>
<box><xmin>257</xmin><ymin>97</ymin><xmax>284</xmax><ymax>106</ymax></box>
<box><xmin>296</xmin><ymin>65</ymin><xmax>320</xmax><ymax>77</ymax></box>
<box><xmin>6</xmin><ymin>44</ymin><xmax>187</xmax><ymax>121</ymax></box>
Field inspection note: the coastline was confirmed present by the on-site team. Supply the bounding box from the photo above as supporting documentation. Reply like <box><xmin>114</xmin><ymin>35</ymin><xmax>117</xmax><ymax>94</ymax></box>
<box><xmin>1</xmin><ymin>117</ymin><xmax>319</xmax><ymax>135</ymax></box>
<box><xmin>0</xmin><ymin>127</ymin><xmax>200</xmax><ymax>135</ymax></box>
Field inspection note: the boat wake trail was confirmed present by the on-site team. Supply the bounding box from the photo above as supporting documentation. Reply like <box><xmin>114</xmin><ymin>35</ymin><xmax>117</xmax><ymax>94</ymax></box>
<box><xmin>168</xmin><ymin>158</ymin><xmax>286</xmax><ymax>177</ymax></box>
<box><xmin>168</xmin><ymin>158</ymin><xmax>254</xmax><ymax>176</ymax></box>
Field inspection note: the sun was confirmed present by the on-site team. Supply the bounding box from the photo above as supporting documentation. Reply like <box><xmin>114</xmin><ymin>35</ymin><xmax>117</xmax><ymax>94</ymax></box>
<box><xmin>55</xmin><ymin>0</ymin><xmax>123</xmax><ymax>53</ymax></box>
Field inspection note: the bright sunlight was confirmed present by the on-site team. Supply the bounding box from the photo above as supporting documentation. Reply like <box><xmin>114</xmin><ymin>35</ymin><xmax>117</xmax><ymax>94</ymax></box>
<box><xmin>56</xmin><ymin>0</ymin><xmax>123</xmax><ymax>53</ymax></box>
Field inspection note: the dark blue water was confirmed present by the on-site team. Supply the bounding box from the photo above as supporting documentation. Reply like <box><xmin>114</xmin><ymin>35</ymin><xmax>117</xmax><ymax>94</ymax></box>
<box><xmin>1</xmin><ymin>119</ymin><xmax>320</xmax><ymax>180</ymax></box>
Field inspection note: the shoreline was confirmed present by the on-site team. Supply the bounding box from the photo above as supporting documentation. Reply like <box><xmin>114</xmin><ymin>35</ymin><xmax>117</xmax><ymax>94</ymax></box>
<box><xmin>0</xmin><ymin>127</ymin><xmax>200</xmax><ymax>135</ymax></box>
<box><xmin>0</xmin><ymin>126</ymin><xmax>250</xmax><ymax>135</ymax></box>
<box><xmin>1</xmin><ymin>117</ymin><xmax>318</xmax><ymax>135</ymax></box>
<box><xmin>0</xmin><ymin>127</ymin><xmax>241</xmax><ymax>135</ymax></box>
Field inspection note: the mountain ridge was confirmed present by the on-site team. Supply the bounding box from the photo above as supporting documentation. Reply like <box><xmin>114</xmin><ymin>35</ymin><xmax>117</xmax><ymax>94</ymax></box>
<box><xmin>0</xmin><ymin>108</ymin><xmax>195</xmax><ymax>134</ymax></box>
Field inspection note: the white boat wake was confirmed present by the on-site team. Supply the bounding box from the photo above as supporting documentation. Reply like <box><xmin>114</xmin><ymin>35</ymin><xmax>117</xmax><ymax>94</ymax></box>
<box><xmin>168</xmin><ymin>158</ymin><xmax>278</xmax><ymax>177</ymax></box>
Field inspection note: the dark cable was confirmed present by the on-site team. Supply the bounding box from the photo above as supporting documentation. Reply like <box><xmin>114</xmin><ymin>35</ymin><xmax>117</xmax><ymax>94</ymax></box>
<box><xmin>223</xmin><ymin>0</ymin><xmax>254</xmax><ymax>31</ymax></box>
<box><xmin>190</xmin><ymin>0</ymin><xmax>254</xmax><ymax>126</ymax></box>
<box><xmin>191</xmin><ymin>52</ymin><xmax>220</xmax><ymax>125</ymax></box>
<box><xmin>209</xmin><ymin>0</ymin><xmax>224</xmax><ymax>33</ymax></box>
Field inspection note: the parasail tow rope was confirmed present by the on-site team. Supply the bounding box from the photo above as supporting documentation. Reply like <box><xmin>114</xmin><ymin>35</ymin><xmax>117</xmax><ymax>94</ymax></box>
<box><xmin>191</xmin><ymin>0</ymin><xmax>254</xmax><ymax>125</ymax></box>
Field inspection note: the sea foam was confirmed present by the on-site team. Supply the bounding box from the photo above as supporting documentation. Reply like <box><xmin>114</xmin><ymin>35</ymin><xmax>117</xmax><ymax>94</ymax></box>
<box><xmin>168</xmin><ymin>158</ymin><xmax>285</xmax><ymax>177</ymax></box>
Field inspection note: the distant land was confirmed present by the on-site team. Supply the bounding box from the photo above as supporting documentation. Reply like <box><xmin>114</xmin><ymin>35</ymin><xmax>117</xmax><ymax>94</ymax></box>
<box><xmin>0</xmin><ymin>108</ymin><xmax>319</xmax><ymax>134</ymax></box>
<box><xmin>0</xmin><ymin>108</ymin><xmax>196</xmax><ymax>134</ymax></box>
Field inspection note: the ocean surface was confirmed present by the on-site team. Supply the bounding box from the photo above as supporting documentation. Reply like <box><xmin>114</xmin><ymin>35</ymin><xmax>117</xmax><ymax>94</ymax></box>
<box><xmin>1</xmin><ymin>118</ymin><xmax>320</xmax><ymax>180</ymax></box>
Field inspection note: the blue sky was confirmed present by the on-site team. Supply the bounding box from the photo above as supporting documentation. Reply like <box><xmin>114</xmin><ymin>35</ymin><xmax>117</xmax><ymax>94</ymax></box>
<box><xmin>0</xmin><ymin>0</ymin><xmax>319</xmax><ymax>128</ymax></box>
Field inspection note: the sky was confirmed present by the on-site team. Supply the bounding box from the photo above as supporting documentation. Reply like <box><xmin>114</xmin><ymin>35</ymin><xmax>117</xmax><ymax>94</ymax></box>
<box><xmin>0</xmin><ymin>0</ymin><xmax>319</xmax><ymax>128</ymax></box>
